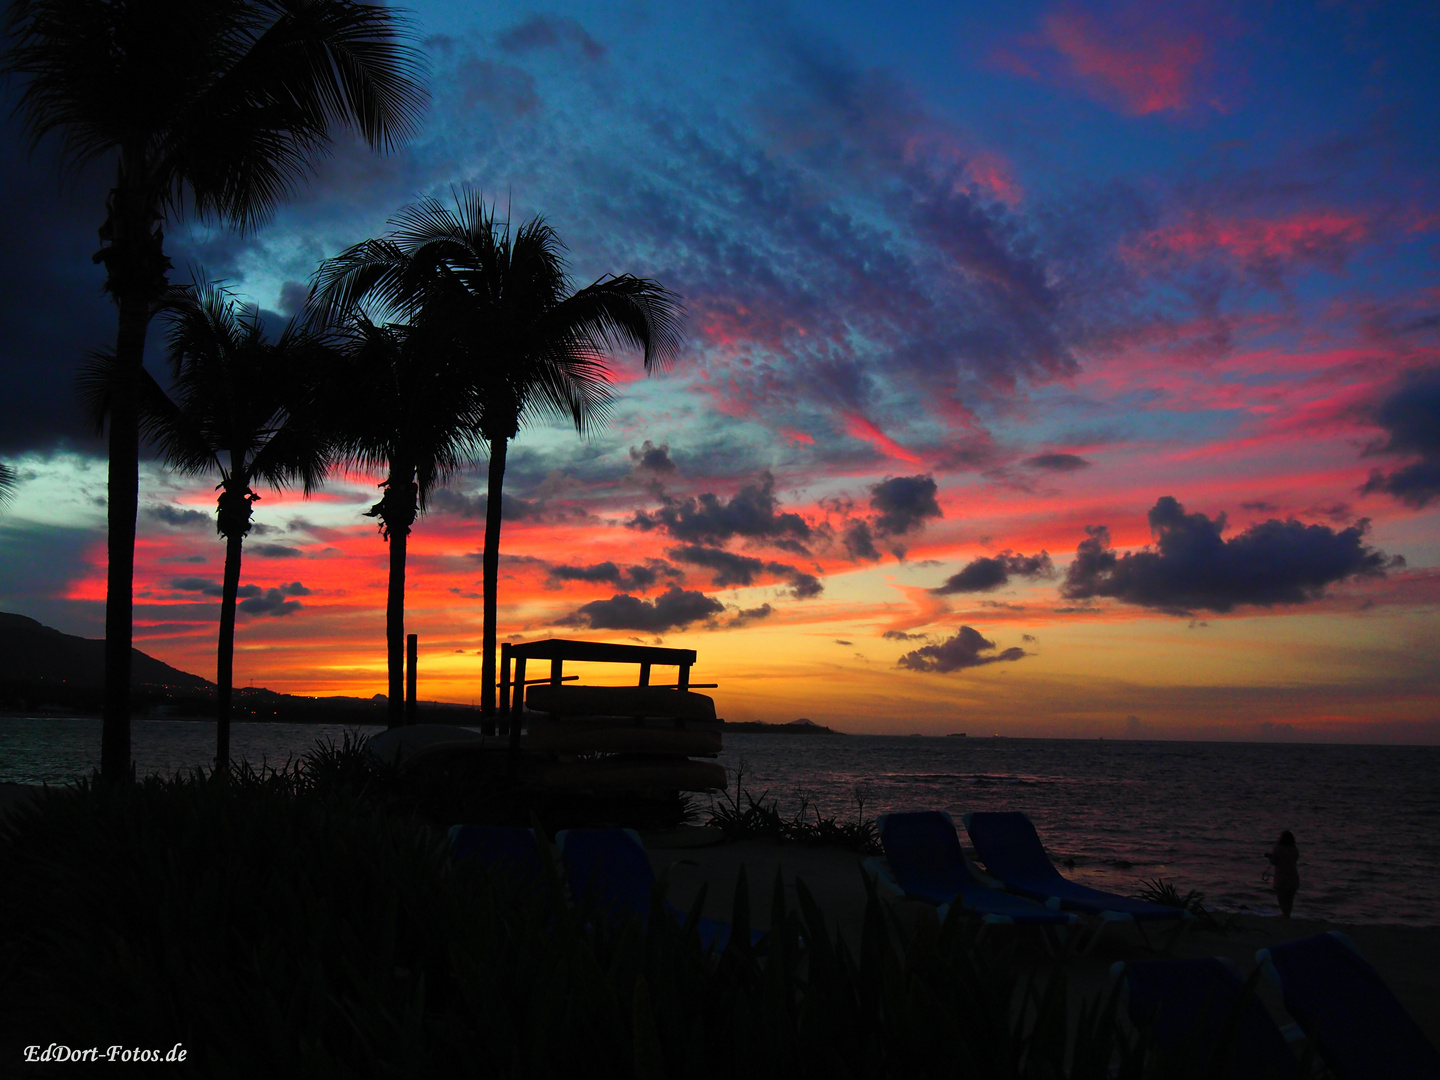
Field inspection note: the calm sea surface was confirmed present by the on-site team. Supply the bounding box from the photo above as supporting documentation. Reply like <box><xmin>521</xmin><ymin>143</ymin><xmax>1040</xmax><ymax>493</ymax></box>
<box><xmin>3</xmin><ymin>718</ymin><xmax>1437</xmax><ymax>928</ymax></box>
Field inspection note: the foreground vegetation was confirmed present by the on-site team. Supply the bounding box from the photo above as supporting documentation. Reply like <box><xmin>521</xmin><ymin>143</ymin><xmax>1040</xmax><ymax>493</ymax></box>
<box><xmin>2</xmin><ymin>741</ymin><xmax>1249</xmax><ymax>1078</ymax></box>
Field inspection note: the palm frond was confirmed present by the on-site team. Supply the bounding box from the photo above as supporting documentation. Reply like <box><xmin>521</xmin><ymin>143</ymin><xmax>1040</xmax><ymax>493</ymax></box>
<box><xmin>75</xmin><ymin>349</ymin><xmax>188</xmax><ymax>453</ymax></box>
<box><xmin>0</xmin><ymin>462</ymin><xmax>17</xmax><ymax>507</ymax></box>
<box><xmin>3</xmin><ymin>0</ymin><xmax>427</xmax><ymax>230</ymax></box>
<box><xmin>151</xmin><ymin>272</ymin><xmax>338</xmax><ymax>490</ymax></box>
<box><xmin>560</xmin><ymin>275</ymin><xmax>686</xmax><ymax>374</ymax></box>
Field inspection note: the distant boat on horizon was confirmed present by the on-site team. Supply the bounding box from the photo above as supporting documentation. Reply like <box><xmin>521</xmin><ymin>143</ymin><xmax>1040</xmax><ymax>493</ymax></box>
<box><xmin>946</xmin><ymin>732</ymin><xmax>967</xmax><ymax>738</ymax></box>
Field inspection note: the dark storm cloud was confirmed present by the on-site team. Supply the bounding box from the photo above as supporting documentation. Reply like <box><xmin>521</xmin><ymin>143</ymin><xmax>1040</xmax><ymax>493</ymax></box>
<box><xmin>629</xmin><ymin>440</ymin><xmax>677</xmax><ymax>474</ymax></box>
<box><xmin>727</xmin><ymin>604</ymin><xmax>773</xmax><ymax>627</ymax></box>
<box><xmin>171</xmin><ymin>577</ymin><xmax>223</xmax><ymax>596</ymax></box>
<box><xmin>931</xmin><ymin>551</ymin><xmax>1054</xmax><ymax>594</ymax></box>
<box><xmin>145</xmin><ymin>504</ymin><xmax>211</xmax><ymax>529</ymax></box>
<box><xmin>669</xmin><ymin>544</ymin><xmax>823</xmax><ymax>599</ymax></box>
<box><xmin>0</xmin><ymin>521</ymin><xmax>101</xmax><ymax>624</ymax></box>
<box><xmin>170</xmin><ymin>578</ymin><xmax>309</xmax><ymax>616</ymax></box>
<box><xmin>497</xmin><ymin>14</ymin><xmax>606</xmax><ymax>61</ymax></box>
<box><xmin>882</xmin><ymin>629</ymin><xmax>928</xmax><ymax>642</ymax></box>
<box><xmin>1360</xmin><ymin>367</ymin><xmax>1440</xmax><ymax>508</ymax></box>
<box><xmin>429</xmin><ymin>488</ymin><xmax>551</xmax><ymax>522</ymax></box>
<box><xmin>896</xmin><ymin>626</ymin><xmax>1028</xmax><ymax>674</ymax></box>
<box><xmin>629</xmin><ymin>471</ymin><xmax>812</xmax><ymax>548</ymax></box>
<box><xmin>842</xmin><ymin>520</ymin><xmax>881</xmax><ymax>562</ymax></box>
<box><xmin>277</xmin><ymin>282</ymin><xmax>309</xmax><ymax>317</ymax></box>
<box><xmin>670</xmin><ymin>546</ymin><xmax>765</xmax><ymax>586</ymax></box>
<box><xmin>250</xmin><ymin>544</ymin><xmax>302</xmax><ymax>559</ymax></box>
<box><xmin>453</xmin><ymin>57</ymin><xmax>541</xmax><ymax>118</ymax></box>
<box><xmin>547</xmin><ymin>559</ymin><xmax>679</xmax><ymax>592</ymax></box>
<box><xmin>0</xmin><ymin>147</ymin><xmax>115</xmax><ymax>454</ymax></box>
<box><xmin>1024</xmin><ymin>453</ymin><xmax>1092</xmax><ymax>473</ymax></box>
<box><xmin>560</xmin><ymin>585</ymin><xmax>725</xmax><ymax>632</ymax></box>
<box><xmin>237</xmin><ymin>581</ymin><xmax>310</xmax><ymax>618</ymax></box>
<box><xmin>1061</xmin><ymin>497</ymin><xmax>1399</xmax><ymax>614</ymax></box>
<box><xmin>869</xmin><ymin>475</ymin><xmax>942</xmax><ymax>536</ymax></box>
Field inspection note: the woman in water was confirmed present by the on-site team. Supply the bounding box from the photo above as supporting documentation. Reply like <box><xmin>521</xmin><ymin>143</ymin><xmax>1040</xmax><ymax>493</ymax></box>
<box><xmin>1266</xmin><ymin>830</ymin><xmax>1300</xmax><ymax>917</ymax></box>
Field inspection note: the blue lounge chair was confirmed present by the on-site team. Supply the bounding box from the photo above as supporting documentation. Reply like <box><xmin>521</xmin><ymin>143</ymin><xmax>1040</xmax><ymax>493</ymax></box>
<box><xmin>449</xmin><ymin>824</ymin><xmax>548</xmax><ymax>876</ymax></box>
<box><xmin>1115</xmin><ymin>956</ymin><xmax>1302</xmax><ymax>1080</ymax></box>
<box><xmin>963</xmin><ymin>811</ymin><xmax>1190</xmax><ymax>947</ymax></box>
<box><xmin>555</xmin><ymin>827</ymin><xmax>762</xmax><ymax>953</ymax></box>
<box><xmin>873</xmin><ymin>811</ymin><xmax>1078</xmax><ymax>931</ymax></box>
<box><xmin>1258</xmin><ymin>932</ymin><xmax>1440</xmax><ymax>1080</ymax></box>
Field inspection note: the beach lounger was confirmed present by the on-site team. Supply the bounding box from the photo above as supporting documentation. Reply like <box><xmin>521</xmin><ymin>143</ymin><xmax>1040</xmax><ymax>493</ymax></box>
<box><xmin>871</xmin><ymin>811</ymin><xmax>1078</xmax><ymax>934</ymax></box>
<box><xmin>1114</xmin><ymin>956</ymin><xmax>1302</xmax><ymax>1080</ymax></box>
<box><xmin>963</xmin><ymin>811</ymin><xmax>1190</xmax><ymax>949</ymax></box>
<box><xmin>555</xmin><ymin>827</ymin><xmax>762</xmax><ymax>953</ymax></box>
<box><xmin>448</xmin><ymin>824</ymin><xmax>550</xmax><ymax>880</ymax></box>
<box><xmin>1257</xmin><ymin>932</ymin><xmax>1440</xmax><ymax>1080</ymax></box>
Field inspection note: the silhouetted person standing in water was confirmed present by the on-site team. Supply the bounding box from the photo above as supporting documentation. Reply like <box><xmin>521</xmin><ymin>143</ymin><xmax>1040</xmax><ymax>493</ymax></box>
<box><xmin>1266</xmin><ymin>830</ymin><xmax>1300</xmax><ymax>917</ymax></box>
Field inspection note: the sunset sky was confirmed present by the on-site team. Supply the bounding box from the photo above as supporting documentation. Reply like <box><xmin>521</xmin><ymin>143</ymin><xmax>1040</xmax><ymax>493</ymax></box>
<box><xmin>2</xmin><ymin>1</ymin><xmax>1437</xmax><ymax>741</ymax></box>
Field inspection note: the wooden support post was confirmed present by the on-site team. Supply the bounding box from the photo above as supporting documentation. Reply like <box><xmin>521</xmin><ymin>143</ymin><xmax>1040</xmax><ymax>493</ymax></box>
<box><xmin>550</xmin><ymin>658</ymin><xmax>563</xmax><ymax>685</ymax></box>
<box><xmin>678</xmin><ymin>662</ymin><xmax>691</xmax><ymax>691</ymax></box>
<box><xmin>405</xmin><ymin>634</ymin><xmax>418</xmax><ymax>726</ymax></box>
<box><xmin>499</xmin><ymin>643</ymin><xmax>511</xmax><ymax>715</ymax></box>
<box><xmin>509</xmin><ymin>657</ymin><xmax>527</xmax><ymax>751</ymax></box>
<box><xmin>492</xmin><ymin>643</ymin><xmax>509</xmax><ymax>737</ymax></box>
<box><xmin>639</xmin><ymin>661</ymin><xmax>651</xmax><ymax>686</ymax></box>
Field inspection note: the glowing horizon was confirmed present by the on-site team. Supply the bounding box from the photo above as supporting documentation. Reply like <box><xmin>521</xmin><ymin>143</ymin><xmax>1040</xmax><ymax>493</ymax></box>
<box><xmin>1</xmin><ymin>2</ymin><xmax>1436</xmax><ymax>742</ymax></box>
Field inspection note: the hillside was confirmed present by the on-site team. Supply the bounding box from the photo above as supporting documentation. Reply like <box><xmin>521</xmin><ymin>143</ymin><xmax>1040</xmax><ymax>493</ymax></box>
<box><xmin>0</xmin><ymin>612</ymin><xmax>211</xmax><ymax>690</ymax></box>
<box><xmin>0</xmin><ymin>612</ymin><xmax>471</xmax><ymax>724</ymax></box>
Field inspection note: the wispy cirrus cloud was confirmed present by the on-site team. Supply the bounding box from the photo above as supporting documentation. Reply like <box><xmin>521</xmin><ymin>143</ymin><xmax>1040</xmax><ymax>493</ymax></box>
<box><xmin>1126</xmin><ymin>209</ymin><xmax>1372</xmax><ymax>285</ymax></box>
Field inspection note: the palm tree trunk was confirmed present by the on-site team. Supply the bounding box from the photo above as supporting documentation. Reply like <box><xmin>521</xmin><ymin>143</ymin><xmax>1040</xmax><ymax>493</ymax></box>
<box><xmin>97</xmin><ymin>162</ymin><xmax>170</xmax><ymax>784</ymax></box>
<box><xmin>387</xmin><ymin>516</ymin><xmax>409</xmax><ymax>729</ymax></box>
<box><xmin>100</xmin><ymin>290</ymin><xmax>147</xmax><ymax>783</ymax></box>
<box><xmin>215</xmin><ymin>527</ymin><xmax>244</xmax><ymax>776</ymax></box>
<box><xmin>480</xmin><ymin>435</ymin><xmax>508</xmax><ymax>716</ymax></box>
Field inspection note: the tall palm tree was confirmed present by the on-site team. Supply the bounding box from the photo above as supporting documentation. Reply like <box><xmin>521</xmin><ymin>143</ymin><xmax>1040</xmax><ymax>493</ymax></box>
<box><xmin>313</xmin><ymin>313</ymin><xmax>482</xmax><ymax>727</ymax></box>
<box><xmin>148</xmin><ymin>279</ymin><xmax>331</xmax><ymax>773</ymax></box>
<box><xmin>3</xmin><ymin>0</ymin><xmax>426</xmax><ymax>781</ymax></box>
<box><xmin>311</xmin><ymin>190</ymin><xmax>683</xmax><ymax>715</ymax></box>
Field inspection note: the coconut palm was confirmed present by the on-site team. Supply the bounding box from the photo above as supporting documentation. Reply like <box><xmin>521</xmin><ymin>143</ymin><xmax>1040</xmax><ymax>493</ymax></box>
<box><xmin>314</xmin><ymin>313</ymin><xmax>482</xmax><ymax>727</ymax></box>
<box><xmin>147</xmin><ymin>279</ymin><xmax>331</xmax><ymax>773</ymax></box>
<box><xmin>2</xmin><ymin>0</ymin><xmax>426</xmax><ymax>780</ymax></box>
<box><xmin>310</xmin><ymin>190</ymin><xmax>683</xmax><ymax>715</ymax></box>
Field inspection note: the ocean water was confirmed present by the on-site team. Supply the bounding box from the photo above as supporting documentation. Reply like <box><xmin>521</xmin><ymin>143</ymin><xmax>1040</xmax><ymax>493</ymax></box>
<box><xmin>3</xmin><ymin>718</ymin><xmax>1437</xmax><ymax>928</ymax></box>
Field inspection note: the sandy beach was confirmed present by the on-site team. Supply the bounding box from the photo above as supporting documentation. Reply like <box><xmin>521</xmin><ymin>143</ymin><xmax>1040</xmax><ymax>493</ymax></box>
<box><xmin>642</xmin><ymin>831</ymin><xmax>1440</xmax><ymax>1046</ymax></box>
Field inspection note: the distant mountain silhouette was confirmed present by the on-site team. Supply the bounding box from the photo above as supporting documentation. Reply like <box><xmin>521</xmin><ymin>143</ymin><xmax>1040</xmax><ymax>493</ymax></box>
<box><xmin>0</xmin><ymin>612</ymin><xmax>211</xmax><ymax>690</ymax></box>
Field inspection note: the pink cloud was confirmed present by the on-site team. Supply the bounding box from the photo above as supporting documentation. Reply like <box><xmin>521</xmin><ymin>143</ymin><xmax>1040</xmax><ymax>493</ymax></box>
<box><xmin>993</xmin><ymin>4</ymin><xmax>1215</xmax><ymax>117</ymax></box>
<box><xmin>841</xmin><ymin>412</ymin><xmax>925</xmax><ymax>465</ymax></box>
<box><xmin>961</xmin><ymin>149</ymin><xmax>1024</xmax><ymax>207</ymax></box>
<box><xmin>1130</xmin><ymin>210</ymin><xmax>1371</xmax><ymax>273</ymax></box>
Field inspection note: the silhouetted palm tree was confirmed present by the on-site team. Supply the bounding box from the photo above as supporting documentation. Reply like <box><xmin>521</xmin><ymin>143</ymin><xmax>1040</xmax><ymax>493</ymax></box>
<box><xmin>148</xmin><ymin>279</ymin><xmax>331</xmax><ymax>773</ymax></box>
<box><xmin>314</xmin><ymin>314</ymin><xmax>482</xmax><ymax>727</ymax></box>
<box><xmin>311</xmin><ymin>190</ymin><xmax>683</xmax><ymax>715</ymax></box>
<box><xmin>3</xmin><ymin>0</ymin><xmax>426</xmax><ymax>780</ymax></box>
<box><xmin>0</xmin><ymin>463</ymin><xmax>16</xmax><ymax>507</ymax></box>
